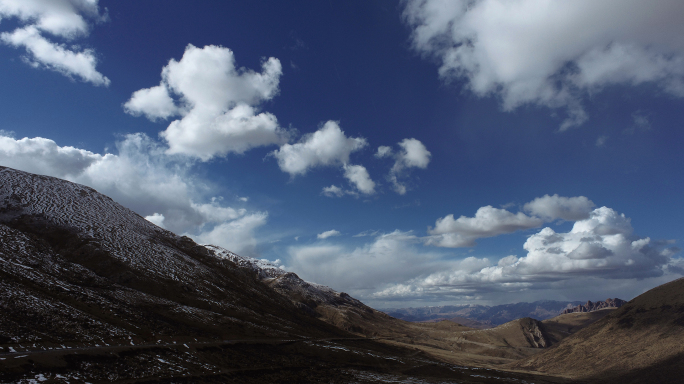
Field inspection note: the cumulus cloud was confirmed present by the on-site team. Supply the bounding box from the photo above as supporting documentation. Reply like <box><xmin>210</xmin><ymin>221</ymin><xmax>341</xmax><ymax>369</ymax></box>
<box><xmin>426</xmin><ymin>206</ymin><xmax>543</xmax><ymax>247</ymax></box>
<box><xmin>317</xmin><ymin>229</ymin><xmax>341</xmax><ymax>239</ymax></box>
<box><xmin>342</xmin><ymin>164</ymin><xmax>375</xmax><ymax>195</ymax></box>
<box><xmin>192</xmin><ymin>212</ymin><xmax>268</xmax><ymax>256</ymax></box>
<box><xmin>280</xmin><ymin>201</ymin><xmax>680</xmax><ymax>305</ymax></box>
<box><xmin>0</xmin><ymin>132</ymin><xmax>266</xmax><ymax>256</ymax></box>
<box><xmin>404</xmin><ymin>0</ymin><xmax>684</xmax><ymax>129</ymax></box>
<box><xmin>0</xmin><ymin>134</ymin><xmax>107</xmax><ymax>178</ymax></box>
<box><xmin>0</xmin><ymin>0</ymin><xmax>109</xmax><ymax>86</ymax></box>
<box><xmin>375</xmin><ymin>207</ymin><xmax>681</xmax><ymax>303</ymax></box>
<box><xmin>125</xmin><ymin>44</ymin><xmax>288</xmax><ymax>160</ymax></box>
<box><xmin>145</xmin><ymin>213</ymin><xmax>166</xmax><ymax>228</ymax></box>
<box><xmin>123</xmin><ymin>85</ymin><xmax>178</xmax><ymax>121</ymax></box>
<box><xmin>271</xmin><ymin>121</ymin><xmax>367</xmax><ymax>176</ymax></box>
<box><xmin>523</xmin><ymin>194</ymin><xmax>595</xmax><ymax>221</ymax></box>
<box><xmin>378</xmin><ymin>138</ymin><xmax>431</xmax><ymax>195</ymax></box>
<box><xmin>427</xmin><ymin>195</ymin><xmax>598</xmax><ymax>248</ymax></box>
<box><xmin>375</xmin><ymin>145</ymin><xmax>392</xmax><ymax>158</ymax></box>
<box><xmin>288</xmin><ymin>231</ymin><xmax>441</xmax><ymax>295</ymax></box>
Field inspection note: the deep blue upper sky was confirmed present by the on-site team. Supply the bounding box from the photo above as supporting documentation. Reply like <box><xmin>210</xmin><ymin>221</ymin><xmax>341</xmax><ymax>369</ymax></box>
<box><xmin>0</xmin><ymin>0</ymin><xmax>682</xmax><ymax>307</ymax></box>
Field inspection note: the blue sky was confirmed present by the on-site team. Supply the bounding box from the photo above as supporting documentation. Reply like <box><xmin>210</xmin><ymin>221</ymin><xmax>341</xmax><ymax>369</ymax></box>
<box><xmin>0</xmin><ymin>0</ymin><xmax>683</xmax><ymax>307</ymax></box>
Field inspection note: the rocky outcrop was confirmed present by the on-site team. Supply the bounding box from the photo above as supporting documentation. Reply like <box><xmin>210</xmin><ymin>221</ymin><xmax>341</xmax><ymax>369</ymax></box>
<box><xmin>561</xmin><ymin>298</ymin><xmax>626</xmax><ymax>314</ymax></box>
<box><xmin>518</xmin><ymin>317</ymin><xmax>550</xmax><ymax>348</ymax></box>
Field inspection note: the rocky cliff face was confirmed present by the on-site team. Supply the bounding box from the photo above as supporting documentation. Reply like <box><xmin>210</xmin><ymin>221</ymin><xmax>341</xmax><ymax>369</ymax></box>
<box><xmin>561</xmin><ymin>298</ymin><xmax>626</xmax><ymax>314</ymax></box>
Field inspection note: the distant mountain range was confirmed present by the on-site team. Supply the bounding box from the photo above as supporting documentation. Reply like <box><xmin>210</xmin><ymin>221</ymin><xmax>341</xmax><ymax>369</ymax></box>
<box><xmin>382</xmin><ymin>300</ymin><xmax>585</xmax><ymax>326</ymax></box>
<box><xmin>383</xmin><ymin>298</ymin><xmax>628</xmax><ymax>327</ymax></box>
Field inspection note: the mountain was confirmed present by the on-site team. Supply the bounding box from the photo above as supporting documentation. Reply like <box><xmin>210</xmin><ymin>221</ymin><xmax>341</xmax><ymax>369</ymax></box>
<box><xmin>1</xmin><ymin>166</ymin><xmax>561</xmax><ymax>383</ymax></box>
<box><xmin>540</xmin><ymin>309</ymin><xmax>617</xmax><ymax>345</ymax></box>
<box><xmin>0</xmin><ymin>166</ymin><xmax>347</xmax><ymax>345</ymax></box>
<box><xmin>514</xmin><ymin>277</ymin><xmax>684</xmax><ymax>383</ymax></box>
<box><xmin>383</xmin><ymin>300</ymin><xmax>584</xmax><ymax>326</ymax></box>
<box><xmin>560</xmin><ymin>298</ymin><xmax>626</xmax><ymax>314</ymax></box>
<box><xmin>206</xmin><ymin>244</ymin><xmax>406</xmax><ymax>337</ymax></box>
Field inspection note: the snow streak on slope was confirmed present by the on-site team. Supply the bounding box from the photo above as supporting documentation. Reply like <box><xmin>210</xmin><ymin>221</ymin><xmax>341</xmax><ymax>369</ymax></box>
<box><xmin>0</xmin><ymin>166</ymin><xmax>208</xmax><ymax>283</ymax></box>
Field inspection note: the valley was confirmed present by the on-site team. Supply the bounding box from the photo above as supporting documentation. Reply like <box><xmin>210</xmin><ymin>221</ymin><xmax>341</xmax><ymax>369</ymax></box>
<box><xmin>1</xmin><ymin>166</ymin><xmax>682</xmax><ymax>383</ymax></box>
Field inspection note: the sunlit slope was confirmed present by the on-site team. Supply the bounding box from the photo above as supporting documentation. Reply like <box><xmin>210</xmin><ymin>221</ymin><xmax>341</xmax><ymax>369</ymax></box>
<box><xmin>514</xmin><ymin>277</ymin><xmax>684</xmax><ymax>382</ymax></box>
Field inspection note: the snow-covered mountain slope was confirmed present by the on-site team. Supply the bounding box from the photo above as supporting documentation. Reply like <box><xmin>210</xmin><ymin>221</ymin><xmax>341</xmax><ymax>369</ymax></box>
<box><xmin>0</xmin><ymin>166</ymin><xmax>349</xmax><ymax>345</ymax></box>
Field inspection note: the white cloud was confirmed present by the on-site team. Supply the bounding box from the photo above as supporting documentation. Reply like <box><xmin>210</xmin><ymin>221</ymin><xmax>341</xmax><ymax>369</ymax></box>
<box><xmin>523</xmin><ymin>194</ymin><xmax>595</xmax><ymax>222</ymax></box>
<box><xmin>426</xmin><ymin>205</ymin><xmax>543</xmax><ymax>247</ymax></box>
<box><xmin>271</xmin><ymin>121</ymin><xmax>367</xmax><ymax>176</ymax></box>
<box><xmin>353</xmin><ymin>230</ymin><xmax>380</xmax><ymax>238</ymax></box>
<box><xmin>0</xmin><ymin>0</ymin><xmax>109</xmax><ymax>86</ymax></box>
<box><xmin>192</xmin><ymin>212</ymin><xmax>268</xmax><ymax>256</ymax></box>
<box><xmin>374</xmin><ymin>207</ymin><xmax>681</xmax><ymax>303</ymax></box>
<box><xmin>0</xmin><ymin>134</ymin><xmax>105</xmax><ymax>178</ymax></box>
<box><xmin>321</xmin><ymin>185</ymin><xmax>345</xmax><ymax>198</ymax></box>
<box><xmin>0</xmin><ymin>132</ymin><xmax>267</xmax><ymax>256</ymax></box>
<box><xmin>342</xmin><ymin>164</ymin><xmax>375</xmax><ymax>195</ymax></box>
<box><xmin>427</xmin><ymin>195</ymin><xmax>598</xmax><ymax>248</ymax></box>
<box><xmin>123</xmin><ymin>85</ymin><xmax>178</xmax><ymax>121</ymax></box>
<box><xmin>317</xmin><ymin>229</ymin><xmax>341</xmax><ymax>239</ymax></box>
<box><xmin>288</xmin><ymin>231</ymin><xmax>441</xmax><ymax>294</ymax></box>
<box><xmin>145</xmin><ymin>213</ymin><xmax>165</xmax><ymax>228</ymax></box>
<box><xmin>375</xmin><ymin>145</ymin><xmax>392</xmax><ymax>158</ymax></box>
<box><xmin>280</xmin><ymin>203</ymin><xmax>680</xmax><ymax>306</ymax></box>
<box><xmin>0</xmin><ymin>0</ymin><xmax>101</xmax><ymax>38</ymax></box>
<box><xmin>125</xmin><ymin>44</ymin><xmax>288</xmax><ymax>160</ymax></box>
<box><xmin>404</xmin><ymin>0</ymin><xmax>684</xmax><ymax>129</ymax></box>
<box><xmin>396</xmin><ymin>138</ymin><xmax>431</xmax><ymax>170</ymax></box>
<box><xmin>380</xmin><ymin>138</ymin><xmax>431</xmax><ymax>195</ymax></box>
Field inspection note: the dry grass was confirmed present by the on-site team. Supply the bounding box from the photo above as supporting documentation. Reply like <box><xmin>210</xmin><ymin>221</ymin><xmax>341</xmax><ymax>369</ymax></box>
<box><xmin>378</xmin><ymin>318</ymin><xmax>553</xmax><ymax>369</ymax></box>
<box><xmin>513</xmin><ymin>278</ymin><xmax>684</xmax><ymax>381</ymax></box>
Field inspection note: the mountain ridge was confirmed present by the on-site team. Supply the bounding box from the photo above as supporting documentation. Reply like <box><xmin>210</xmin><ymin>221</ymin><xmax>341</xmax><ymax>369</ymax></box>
<box><xmin>560</xmin><ymin>298</ymin><xmax>626</xmax><ymax>314</ymax></box>
<box><xmin>382</xmin><ymin>300</ymin><xmax>585</xmax><ymax>326</ymax></box>
<box><xmin>5</xmin><ymin>165</ymin><xmax>563</xmax><ymax>383</ymax></box>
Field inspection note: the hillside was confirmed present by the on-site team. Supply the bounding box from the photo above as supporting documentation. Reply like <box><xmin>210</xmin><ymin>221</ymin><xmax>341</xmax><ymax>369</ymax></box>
<box><xmin>207</xmin><ymin>244</ymin><xmax>410</xmax><ymax>338</ymax></box>
<box><xmin>541</xmin><ymin>309</ymin><xmax>617</xmax><ymax>344</ymax></box>
<box><xmin>381</xmin><ymin>316</ymin><xmax>564</xmax><ymax>370</ymax></box>
<box><xmin>514</xmin><ymin>277</ymin><xmax>684</xmax><ymax>383</ymax></box>
<box><xmin>0</xmin><ymin>166</ymin><xmax>347</xmax><ymax>345</ymax></box>
<box><xmin>0</xmin><ymin>166</ymin><xmax>565</xmax><ymax>383</ymax></box>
